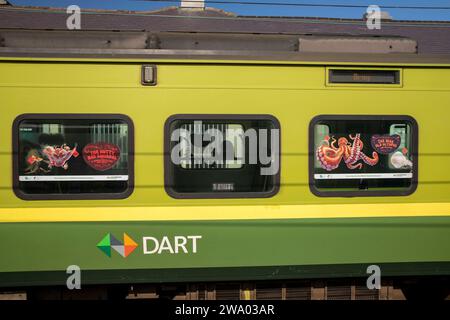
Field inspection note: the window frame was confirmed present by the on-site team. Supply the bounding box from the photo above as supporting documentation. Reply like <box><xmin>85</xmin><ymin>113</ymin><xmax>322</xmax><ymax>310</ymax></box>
<box><xmin>308</xmin><ymin>114</ymin><xmax>418</xmax><ymax>197</ymax></box>
<box><xmin>12</xmin><ymin>113</ymin><xmax>135</xmax><ymax>200</ymax></box>
<box><xmin>164</xmin><ymin>114</ymin><xmax>281</xmax><ymax>199</ymax></box>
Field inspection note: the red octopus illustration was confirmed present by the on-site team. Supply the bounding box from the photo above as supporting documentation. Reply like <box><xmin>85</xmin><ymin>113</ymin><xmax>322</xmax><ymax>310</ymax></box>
<box><xmin>42</xmin><ymin>144</ymin><xmax>79</xmax><ymax>170</ymax></box>
<box><xmin>316</xmin><ymin>134</ymin><xmax>379</xmax><ymax>171</ymax></box>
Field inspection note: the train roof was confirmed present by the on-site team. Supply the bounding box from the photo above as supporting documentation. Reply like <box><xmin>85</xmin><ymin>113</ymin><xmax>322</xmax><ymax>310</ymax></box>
<box><xmin>0</xmin><ymin>5</ymin><xmax>450</xmax><ymax>64</ymax></box>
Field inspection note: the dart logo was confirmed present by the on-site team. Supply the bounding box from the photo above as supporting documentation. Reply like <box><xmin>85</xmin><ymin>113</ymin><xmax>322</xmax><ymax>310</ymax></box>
<box><xmin>97</xmin><ymin>233</ymin><xmax>138</xmax><ymax>258</ymax></box>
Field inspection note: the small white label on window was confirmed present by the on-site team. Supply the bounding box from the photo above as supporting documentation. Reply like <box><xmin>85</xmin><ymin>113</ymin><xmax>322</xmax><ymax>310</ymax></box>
<box><xmin>19</xmin><ymin>175</ymin><xmax>129</xmax><ymax>182</ymax></box>
<box><xmin>314</xmin><ymin>173</ymin><xmax>413</xmax><ymax>180</ymax></box>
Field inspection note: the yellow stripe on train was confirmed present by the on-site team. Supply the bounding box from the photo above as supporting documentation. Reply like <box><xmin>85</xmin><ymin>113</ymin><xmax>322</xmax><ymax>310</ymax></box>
<box><xmin>0</xmin><ymin>202</ymin><xmax>450</xmax><ymax>223</ymax></box>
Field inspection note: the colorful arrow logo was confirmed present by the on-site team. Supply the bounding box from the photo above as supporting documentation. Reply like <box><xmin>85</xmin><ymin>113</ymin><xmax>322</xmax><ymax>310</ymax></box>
<box><xmin>97</xmin><ymin>233</ymin><xmax>138</xmax><ymax>258</ymax></box>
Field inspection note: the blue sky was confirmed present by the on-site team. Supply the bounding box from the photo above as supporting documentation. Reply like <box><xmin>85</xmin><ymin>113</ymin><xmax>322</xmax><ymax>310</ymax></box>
<box><xmin>9</xmin><ymin>0</ymin><xmax>450</xmax><ymax>21</ymax></box>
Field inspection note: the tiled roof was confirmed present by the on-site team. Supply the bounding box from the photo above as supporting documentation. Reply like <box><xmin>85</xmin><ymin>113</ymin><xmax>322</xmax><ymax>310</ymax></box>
<box><xmin>1</xmin><ymin>6</ymin><xmax>450</xmax><ymax>54</ymax></box>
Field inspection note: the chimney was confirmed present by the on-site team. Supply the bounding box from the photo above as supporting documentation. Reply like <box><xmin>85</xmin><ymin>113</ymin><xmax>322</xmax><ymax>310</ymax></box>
<box><xmin>180</xmin><ymin>0</ymin><xmax>205</xmax><ymax>9</ymax></box>
<box><xmin>363</xmin><ymin>11</ymin><xmax>393</xmax><ymax>21</ymax></box>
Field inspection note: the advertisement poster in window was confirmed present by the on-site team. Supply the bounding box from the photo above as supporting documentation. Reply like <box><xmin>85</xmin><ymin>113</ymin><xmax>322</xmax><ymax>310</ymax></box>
<box><xmin>14</xmin><ymin>115</ymin><xmax>134</xmax><ymax>199</ymax></box>
<box><xmin>310</xmin><ymin>116</ymin><xmax>417</xmax><ymax>196</ymax></box>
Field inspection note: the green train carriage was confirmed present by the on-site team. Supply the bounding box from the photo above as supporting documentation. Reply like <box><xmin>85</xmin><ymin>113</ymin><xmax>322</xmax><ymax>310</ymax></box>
<box><xmin>0</xmin><ymin>31</ymin><xmax>450</xmax><ymax>300</ymax></box>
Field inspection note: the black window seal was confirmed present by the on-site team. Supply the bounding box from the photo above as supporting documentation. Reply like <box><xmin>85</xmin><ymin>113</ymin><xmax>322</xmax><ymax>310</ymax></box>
<box><xmin>164</xmin><ymin>114</ymin><xmax>281</xmax><ymax>199</ymax></box>
<box><xmin>12</xmin><ymin>113</ymin><xmax>135</xmax><ymax>201</ymax></box>
<box><xmin>308</xmin><ymin>114</ymin><xmax>418</xmax><ymax>198</ymax></box>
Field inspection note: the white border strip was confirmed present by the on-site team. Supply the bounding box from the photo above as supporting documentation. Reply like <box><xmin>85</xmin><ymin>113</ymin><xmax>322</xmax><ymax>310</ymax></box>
<box><xmin>314</xmin><ymin>173</ymin><xmax>413</xmax><ymax>180</ymax></box>
<box><xmin>19</xmin><ymin>175</ymin><xmax>129</xmax><ymax>182</ymax></box>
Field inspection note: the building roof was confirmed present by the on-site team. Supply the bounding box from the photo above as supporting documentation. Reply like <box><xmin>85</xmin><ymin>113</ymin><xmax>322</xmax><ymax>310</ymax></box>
<box><xmin>1</xmin><ymin>6</ymin><xmax>450</xmax><ymax>54</ymax></box>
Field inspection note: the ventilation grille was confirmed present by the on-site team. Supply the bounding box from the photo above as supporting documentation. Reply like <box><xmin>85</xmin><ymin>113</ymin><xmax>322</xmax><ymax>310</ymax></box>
<box><xmin>180</xmin><ymin>280</ymin><xmax>394</xmax><ymax>300</ymax></box>
<box><xmin>355</xmin><ymin>285</ymin><xmax>380</xmax><ymax>300</ymax></box>
<box><xmin>197</xmin><ymin>285</ymin><xmax>206</xmax><ymax>300</ymax></box>
<box><xmin>326</xmin><ymin>283</ymin><xmax>352</xmax><ymax>300</ymax></box>
<box><xmin>215</xmin><ymin>284</ymin><xmax>240</xmax><ymax>300</ymax></box>
<box><xmin>286</xmin><ymin>284</ymin><xmax>311</xmax><ymax>300</ymax></box>
<box><xmin>255</xmin><ymin>285</ymin><xmax>282</xmax><ymax>300</ymax></box>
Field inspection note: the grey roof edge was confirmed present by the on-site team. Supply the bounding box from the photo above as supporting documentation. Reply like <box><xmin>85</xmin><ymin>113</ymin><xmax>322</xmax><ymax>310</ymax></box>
<box><xmin>1</xmin><ymin>6</ymin><xmax>450</xmax><ymax>28</ymax></box>
<box><xmin>1</xmin><ymin>47</ymin><xmax>450</xmax><ymax>65</ymax></box>
<box><xmin>0</xmin><ymin>28</ymin><xmax>420</xmax><ymax>38</ymax></box>
<box><xmin>0</xmin><ymin>29</ymin><xmax>418</xmax><ymax>54</ymax></box>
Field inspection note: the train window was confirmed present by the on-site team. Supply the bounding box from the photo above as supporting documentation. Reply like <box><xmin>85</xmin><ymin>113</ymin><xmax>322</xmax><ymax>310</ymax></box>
<box><xmin>164</xmin><ymin>114</ymin><xmax>280</xmax><ymax>198</ymax></box>
<box><xmin>13</xmin><ymin>114</ymin><xmax>134</xmax><ymax>200</ymax></box>
<box><xmin>309</xmin><ymin>115</ymin><xmax>418</xmax><ymax>197</ymax></box>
